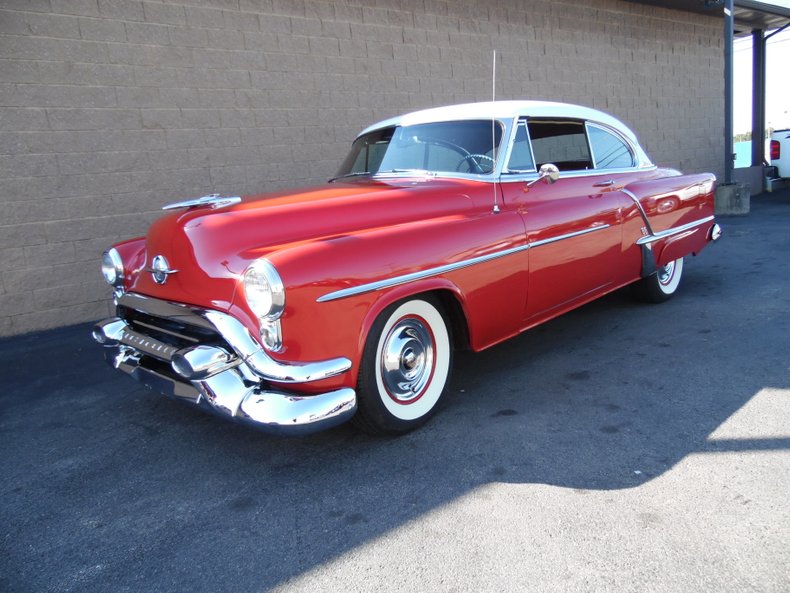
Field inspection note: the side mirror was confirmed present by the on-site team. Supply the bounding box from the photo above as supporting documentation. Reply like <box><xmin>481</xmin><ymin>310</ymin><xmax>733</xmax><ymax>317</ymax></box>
<box><xmin>538</xmin><ymin>163</ymin><xmax>560</xmax><ymax>184</ymax></box>
<box><xmin>524</xmin><ymin>164</ymin><xmax>560</xmax><ymax>191</ymax></box>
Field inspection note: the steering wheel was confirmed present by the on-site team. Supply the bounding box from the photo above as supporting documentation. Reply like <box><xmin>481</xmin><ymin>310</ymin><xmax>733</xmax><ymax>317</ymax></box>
<box><xmin>456</xmin><ymin>153</ymin><xmax>495</xmax><ymax>174</ymax></box>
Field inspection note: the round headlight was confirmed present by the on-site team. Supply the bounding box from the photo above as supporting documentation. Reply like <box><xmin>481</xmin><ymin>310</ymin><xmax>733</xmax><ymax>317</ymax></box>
<box><xmin>243</xmin><ymin>259</ymin><xmax>285</xmax><ymax>320</ymax></box>
<box><xmin>101</xmin><ymin>248</ymin><xmax>124</xmax><ymax>286</ymax></box>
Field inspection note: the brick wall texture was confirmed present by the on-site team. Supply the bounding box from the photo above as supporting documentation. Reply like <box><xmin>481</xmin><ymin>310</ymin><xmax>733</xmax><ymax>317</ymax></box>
<box><xmin>0</xmin><ymin>0</ymin><xmax>723</xmax><ymax>336</ymax></box>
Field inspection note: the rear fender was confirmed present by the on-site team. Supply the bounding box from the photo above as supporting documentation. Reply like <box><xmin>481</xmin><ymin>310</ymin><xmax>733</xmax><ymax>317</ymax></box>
<box><xmin>624</xmin><ymin>172</ymin><xmax>716</xmax><ymax>234</ymax></box>
<box><xmin>654</xmin><ymin>221</ymin><xmax>715</xmax><ymax>267</ymax></box>
<box><xmin>625</xmin><ymin>172</ymin><xmax>716</xmax><ymax>271</ymax></box>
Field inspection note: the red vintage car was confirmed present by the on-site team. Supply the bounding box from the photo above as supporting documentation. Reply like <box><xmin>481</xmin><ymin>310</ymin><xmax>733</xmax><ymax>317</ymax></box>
<box><xmin>93</xmin><ymin>101</ymin><xmax>721</xmax><ymax>435</ymax></box>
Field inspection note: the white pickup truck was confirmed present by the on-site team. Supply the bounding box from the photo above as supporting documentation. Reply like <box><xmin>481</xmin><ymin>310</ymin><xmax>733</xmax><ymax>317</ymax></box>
<box><xmin>771</xmin><ymin>129</ymin><xmax>790</xmax><ymax>178</ymax></box>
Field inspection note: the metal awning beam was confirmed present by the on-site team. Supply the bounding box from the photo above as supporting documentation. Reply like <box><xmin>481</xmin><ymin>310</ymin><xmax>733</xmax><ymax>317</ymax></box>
<box><xmin>725</xmin><ymin>0</ymin><xmax>734</xmax><ymax>184</ymax></box>
<box><xmin>751</xmin><ymin>29</ymin><xmax>766</xmax><ymax>167</ymax></box>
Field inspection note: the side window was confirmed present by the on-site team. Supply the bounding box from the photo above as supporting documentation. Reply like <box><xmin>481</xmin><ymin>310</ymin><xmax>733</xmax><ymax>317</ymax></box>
<box><xmin>527</xmin><ymin>119</ymin><xmax>592</xmax><ymax>171</ymax></box>
<box><xmin>588</xmin><ymin>125</ymin><xmax>635</xmax><ymax>169</ymax></box>
<box><xmin>506</xmin><ymin>119</ymin><xmax>535</xmax><ymax>172</ymax></box>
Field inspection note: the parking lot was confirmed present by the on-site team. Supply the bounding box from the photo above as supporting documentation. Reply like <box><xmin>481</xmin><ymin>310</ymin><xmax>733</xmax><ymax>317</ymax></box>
<box><xmin>2</xmin><ymin>190</ymin><xmax>788</xmax><ymax>593</ymax></box>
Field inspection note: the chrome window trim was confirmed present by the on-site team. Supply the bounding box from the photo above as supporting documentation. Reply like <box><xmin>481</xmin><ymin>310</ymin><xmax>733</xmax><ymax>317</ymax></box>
<box><xmin>369</xmin><ymin>171</ymin><xmax>495</xmax><ymax>183</ymax></box>
<box><xmin>336</xmin><ymin>171</ymin><xmax>502</xmax><ymax>184</ymax></box>
<box><xmin>585</xmin><ymin>121</ymin><xmax>637</xmax><ymax>170</ymax></box>
<box><xmin>502</xmin><ymin>117</ymin><xmax>537</xmax><ymax>175</ymax></box>
<box><xmin>635</xmin><ymin>216</ymin><xmax>715</xmax><ymax>245</ymax></box>
<box><xmin>584</xmin><ymin>121</ymin><xmax>597</xmax><ymax>169</ymax></box>
<box><xmin>501</xmin><ymin>117</ymin><xmax>646</xmax><ymax>179</ymax></box>
<box><xmin>344</xmin><ymin>112</ymin><xmax>654</xmax><ymax>184</ymax></box>
<box><xmin>359</xmin><ymin>101</ymin><xmax>655</xmax><ymax>169</ymax></box>
<box><xmin>337</xmin><ymin>119</ymin><xmax>515</xmax><ymax>182</ymax></box>
<box><xmin>317</xmin><ymin>224</ymin><xmax>610</xmax><ymax>303</ymax></box>
<box><xmin>500</xmin><ymin>165</ymin><xmax>657</xmax><ymax>184</ymax></box>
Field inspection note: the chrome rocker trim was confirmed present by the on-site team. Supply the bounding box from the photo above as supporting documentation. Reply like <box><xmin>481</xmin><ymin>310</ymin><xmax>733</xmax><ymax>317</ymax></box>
<box><xmin>93</xmin><ymin>294</ymin><xmax>356</xmax><ymax>435</ymax></box>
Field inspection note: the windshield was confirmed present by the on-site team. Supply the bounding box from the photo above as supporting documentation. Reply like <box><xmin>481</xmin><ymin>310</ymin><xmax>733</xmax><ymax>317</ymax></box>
<box><xmin>333</xmin><ymin>120</ymin><xmax>504</xmax><ymax>180</ymax></box>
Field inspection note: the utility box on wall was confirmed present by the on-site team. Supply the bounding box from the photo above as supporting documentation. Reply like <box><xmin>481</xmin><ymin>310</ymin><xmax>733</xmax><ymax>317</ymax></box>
<box><xmin>715</xmin><ymin>183</ymin><xmax>750</xmax><ymax>215</ymax></box>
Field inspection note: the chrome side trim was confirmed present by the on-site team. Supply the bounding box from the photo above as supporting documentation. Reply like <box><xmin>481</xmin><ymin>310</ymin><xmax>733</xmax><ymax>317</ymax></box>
<box><xmin>317</xmin><ymin>225</ymin><xmax>610</xmax><ymax>303</ymax></box>
<box><xmin>620</xmin><ymin>188</ymin><xmax>655</xmax><ymax>236</ymax></box>
<box><xmin>530</xmin><ymin>224</ymin><xmax>610</xmax><ymax>249</ymax></box>
<box><xmin>317</xmin><ymin>244</ymin><xmax>530</xmax><ymax>303</ymax></box>
<box><xmin>636</xmin><ymin>216</ymin><xmax>715</xmax><ymax>245</ymax></box>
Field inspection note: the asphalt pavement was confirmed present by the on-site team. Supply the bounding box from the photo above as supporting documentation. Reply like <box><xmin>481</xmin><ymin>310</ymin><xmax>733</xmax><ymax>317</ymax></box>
<box><xmin>2</xmin><ymin>189</ymin><xmax>789</xmax><ymax>593</ymax></box>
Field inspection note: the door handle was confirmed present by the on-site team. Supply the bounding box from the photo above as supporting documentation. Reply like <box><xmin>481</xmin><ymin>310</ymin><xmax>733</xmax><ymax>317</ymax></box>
<box><xmin>593</xmin><ymin>179</ymin><xmax>615</xmax><ymax>187</ymax></box>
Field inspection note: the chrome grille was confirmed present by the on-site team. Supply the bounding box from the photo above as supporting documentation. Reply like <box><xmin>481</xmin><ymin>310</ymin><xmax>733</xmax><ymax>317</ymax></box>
<box><xmin>115</xmin><ymin>293</ymin><xmax>230</xmax><ymax>358</ymax></box>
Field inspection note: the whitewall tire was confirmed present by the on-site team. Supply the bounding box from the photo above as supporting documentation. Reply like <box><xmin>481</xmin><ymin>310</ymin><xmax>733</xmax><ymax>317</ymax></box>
<box><xmin>632</xmin><ymin>257</ymin><xmax>684</xmax><ymax>303</ymax></box>
<box><xmin>354</xmin><ymin>297</ymin><xmax>452</xmax><ymax>434</ymax></box>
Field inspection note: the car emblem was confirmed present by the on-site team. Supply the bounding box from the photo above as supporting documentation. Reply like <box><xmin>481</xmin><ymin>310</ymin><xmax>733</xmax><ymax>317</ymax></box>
<box><xmin>149</xmin><ymin>255</ymin><xmax>178</xmax><ymax>285</ymax></box>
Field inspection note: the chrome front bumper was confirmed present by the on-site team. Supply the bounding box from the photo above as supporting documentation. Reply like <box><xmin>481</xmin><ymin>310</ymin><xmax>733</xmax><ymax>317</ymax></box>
<box><xmin>93</xmin><ymin>293</ymin><xmax>357</xmax><ymax>436</ymax></box>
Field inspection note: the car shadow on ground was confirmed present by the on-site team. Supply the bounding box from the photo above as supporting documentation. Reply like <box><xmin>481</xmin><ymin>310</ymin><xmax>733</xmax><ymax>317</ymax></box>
<box><xmin>2</xmin><ymin>192</ymin><xmax>789</xmax><ymax>593</ymax></box>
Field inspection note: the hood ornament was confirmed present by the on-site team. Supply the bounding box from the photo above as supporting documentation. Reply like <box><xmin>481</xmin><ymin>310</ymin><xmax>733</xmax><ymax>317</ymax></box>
<box><xmin>162</xmin><ymin>193</ymin><xmax>241</xmax><ymax>211</ymax></box>
<box><xmin>148</xmin><ymin>255</ymin><xmax>178</xmax><ymax>285</ymax></box>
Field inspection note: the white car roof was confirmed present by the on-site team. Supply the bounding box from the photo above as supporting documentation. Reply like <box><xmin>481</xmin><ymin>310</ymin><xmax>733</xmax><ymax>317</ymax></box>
<box><xmin>359</xmin><ymin>100</ymin><xmax>651</xmax><ymax>167</ymax></box>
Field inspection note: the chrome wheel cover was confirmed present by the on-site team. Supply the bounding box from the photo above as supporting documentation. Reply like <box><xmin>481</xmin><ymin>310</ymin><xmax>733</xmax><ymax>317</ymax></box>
<box><xmin>380</xmin><ymin>318</ymin><xmax>434</xmax><ymax>403</ymax></box>
<box><xmin>657</xmin><ymin>260</ymin><xmax>675</xmax><ymax>286</ymax></box>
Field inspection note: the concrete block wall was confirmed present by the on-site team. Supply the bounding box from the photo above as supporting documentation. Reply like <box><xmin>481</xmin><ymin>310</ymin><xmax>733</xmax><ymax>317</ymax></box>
<box><xmin>0</xmin><ymin>0</ymin><xmax>723</xmax><ymax>336</ymax></box>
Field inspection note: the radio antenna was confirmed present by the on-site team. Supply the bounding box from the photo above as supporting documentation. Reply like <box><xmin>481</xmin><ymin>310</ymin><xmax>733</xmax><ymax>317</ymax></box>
<box><xmin>491</xmin><ymin>49</ymin><xmax>500</xmax><ymax>214</ymax></box>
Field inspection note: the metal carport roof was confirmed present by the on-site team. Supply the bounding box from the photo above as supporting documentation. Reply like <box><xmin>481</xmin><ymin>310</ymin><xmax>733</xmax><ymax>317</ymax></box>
<box><xmin>629</xmin><ymin>1</ymin><xmax>790</xmax><ymax>187</ymax></box>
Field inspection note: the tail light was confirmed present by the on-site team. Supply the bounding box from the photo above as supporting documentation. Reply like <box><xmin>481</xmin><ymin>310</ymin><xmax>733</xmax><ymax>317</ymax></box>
<box><xmin>771</xmin><ymin>140</ymin><xmax>780</xmax><ymax>160</ymax></box>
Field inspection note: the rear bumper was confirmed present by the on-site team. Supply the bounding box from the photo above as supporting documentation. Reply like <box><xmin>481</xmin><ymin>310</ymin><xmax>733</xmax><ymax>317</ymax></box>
<box><xmin>93</xmin><ymin>293</ymin><xmax>357</xmax><ymax>435</ymax></box>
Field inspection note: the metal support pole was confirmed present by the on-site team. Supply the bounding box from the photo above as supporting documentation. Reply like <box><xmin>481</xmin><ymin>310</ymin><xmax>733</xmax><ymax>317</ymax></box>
<box><xmin>751</xmin><ymin>29</ymin><xmax>765</xmax><ymax>167</ymax></box>
<box><xmin>724</xmin><ymin>0</ymin><xmax>734</xmax><ymax>184</ymax></box>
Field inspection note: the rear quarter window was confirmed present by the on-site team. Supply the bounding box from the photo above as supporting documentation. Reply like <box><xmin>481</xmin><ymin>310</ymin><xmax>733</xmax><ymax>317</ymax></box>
<box><xmin>587</xmin><ymin>124</ymin><xmax>635</xmax><ymax>169</ymax></box>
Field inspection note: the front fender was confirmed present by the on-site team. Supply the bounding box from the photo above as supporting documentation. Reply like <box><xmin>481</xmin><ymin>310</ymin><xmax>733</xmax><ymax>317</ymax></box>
<box><xmin>355</xmin><ymin>277</ymin><xmax>468</xmax><ymax>356</ymax></box>
<box><xmin>268</xmin><ymin>206</ymin><xmax>528</xmax><ymax>379</ymax></box>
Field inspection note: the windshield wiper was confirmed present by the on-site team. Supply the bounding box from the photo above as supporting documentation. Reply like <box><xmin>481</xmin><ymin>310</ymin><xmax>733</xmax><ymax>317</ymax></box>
<box><xmin>328</xmin><ymin>171</ymin><xmax>372</xmax><ymax>183</ymax></box>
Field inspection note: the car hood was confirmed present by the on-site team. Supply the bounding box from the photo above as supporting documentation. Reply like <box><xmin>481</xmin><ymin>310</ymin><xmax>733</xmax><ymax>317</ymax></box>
<box><xmin>127</xmin><ymin>178</ymin><xmax>478</xmax><ymax>312</ymax></box>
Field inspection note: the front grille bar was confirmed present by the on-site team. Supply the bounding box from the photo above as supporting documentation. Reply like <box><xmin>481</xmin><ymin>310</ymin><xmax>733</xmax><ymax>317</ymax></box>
<box><xmin>118</xmin><ymin>326</ymin><xmax>179</xmax><ymax>361</ymax></box>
